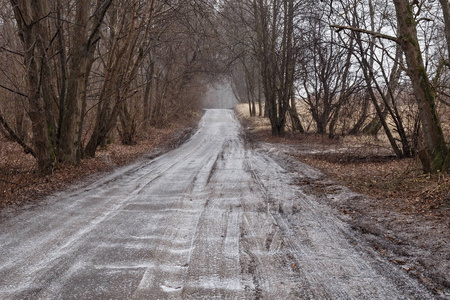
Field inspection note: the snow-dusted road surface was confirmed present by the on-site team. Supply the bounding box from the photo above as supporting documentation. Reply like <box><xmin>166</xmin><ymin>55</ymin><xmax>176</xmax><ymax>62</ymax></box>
<box><xmin>0</xmin><ymin>110</ymin><xmax>434</xmax><ymax>299</ymax></box>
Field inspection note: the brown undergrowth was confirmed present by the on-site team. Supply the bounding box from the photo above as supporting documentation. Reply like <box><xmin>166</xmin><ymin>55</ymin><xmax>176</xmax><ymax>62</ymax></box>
<box><xmin>298</xmin><ymin>152</ymin><xmax>449</xmax><ymax>216</ymax></box>
<box><xmin>238</xmin><ymin>108</ymin><xmax>449</xmax><ymax>217</ymax></box>
<box><xmin>0</xmin><ymin>117</ymin><xmax>199</xmax><ymax>211</ymax></box>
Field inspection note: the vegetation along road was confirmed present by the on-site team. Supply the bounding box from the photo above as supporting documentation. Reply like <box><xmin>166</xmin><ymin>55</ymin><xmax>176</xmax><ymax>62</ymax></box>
<box><xmin>0</xmin><ymin>110</ymin><xmax>436</xmax><ymax>299</ymax></box>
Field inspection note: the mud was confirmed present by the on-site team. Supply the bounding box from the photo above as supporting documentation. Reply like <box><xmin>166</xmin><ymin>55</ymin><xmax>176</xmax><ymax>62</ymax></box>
<box><xmin>0</xmin><ymin>109</ymin><xmax>439</xmax><ymax>299</ymax></box>
<box><xmin>247</xmin><ymin>134</ymin><xmax>450</xmax><ymax>299</ymax></box>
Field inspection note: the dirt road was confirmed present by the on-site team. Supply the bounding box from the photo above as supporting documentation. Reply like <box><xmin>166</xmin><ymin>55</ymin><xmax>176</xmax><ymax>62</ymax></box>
<box><xmin>0</xmin><ymin>109</ymin><xmax>436</xmax><ymax>299</ymax></box>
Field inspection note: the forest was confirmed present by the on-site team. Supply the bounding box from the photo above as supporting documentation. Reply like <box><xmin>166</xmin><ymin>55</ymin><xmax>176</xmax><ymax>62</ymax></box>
<box><xmin>0</xmin><ymin>0</ymin><xmax>449</xmax><ymax>175</ymax></box>
<box><xmin>1</xmin><ymin>2</ymin><xmax>449</xmax><ymax>296</ymax></box>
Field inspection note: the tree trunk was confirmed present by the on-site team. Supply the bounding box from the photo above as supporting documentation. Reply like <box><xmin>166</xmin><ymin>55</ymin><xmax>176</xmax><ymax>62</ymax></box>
<box><xmin>246</xmin><ymin>74</ymin><xmax>255</xmax><ymax>117</ymax></box>
<box><xmin>143</xmin><ymin>60</ymin><xmax>154</xmax><ymax>127</ymax></box>
<box><xmin>118</xmin><ymin>103</ymin><xmax>137</xmax><ymax>145</ymax></box>
<box><xmin>362</xmin><ymin>108</ymin><xmax>386</xmax><ymax>135</ymax></box>
<box><xmin>14</xmin><ymin>100</ymin><xmax>26</xmax><ymax>141</ymax></box>
<box><xmin>357</xmin><ymin>37</ymin><xmax>403</xmax><ymax>157</ymax></box>
<box><xmin>393</xmin><ymin>0</ymin><xmax>448</xmax><ymax>172</ymax></box>
<box><xmin>58</xmin><ymin>0</ymin><xmax>88</xmax><ymax>163</ymax></box>
<box><xmin>251</xmin><ymin>95</ymin><xmax>257</xmax><ymax>117</ymax></box>
<box><xmin>328</xmin><ymin>108</ymin><xmax>340</xmax><ymax>139</ymax></box>
<box><xmin>85</xmin><ymin>3</ymin><xmax>146</xmax><ymax>156</ymax></box>
<box><xmin>349</xmin><ymin>93</ymin><xmax>370</xmax><ymax>135</ymax></box>
<box><xmin>59</xmin><ymin>0</ymin><xmax>112</xmax><ymax>163</ymax></box>
<box><xmin>257</xmin><ymin>78</ymin><xmax>263</xmax><ymax>117</ymax></box>
<box><xmin>439</xmin><ymin>0</ymin><xmax>450</xmax><ymax>62</ymax></box>
<box><xmin>289</xmin><ymin>90</ymin><xmax>304</xmax><ymax>133</ymax></box>
<box><xmin>10</xmin><ymin>0</ymin><xmax>54</xmax><ymax>173</ymax></box>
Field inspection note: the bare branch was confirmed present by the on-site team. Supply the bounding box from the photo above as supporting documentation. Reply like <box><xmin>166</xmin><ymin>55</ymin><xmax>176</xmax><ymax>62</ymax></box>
<box><xmin>87</xmin><ymin>0</ymin><xmax>114</xmax><ymax>47</ymax></box>
<box><xmin>330</xmin><ymin>24</ymin><xmax>398</xmax><ymax>43</ymax></box>
<box><xmin>0</xmin><ymin>112</ymin><xmax>36</xmax><ymax>158</ymax></box>
<box><xmin>0</xmin><ymin>84</ymin><xmax>28</xmax><ymax>98</ymax></box>
<box><xmin>29</xmin><ymin>12</ymin><xmax>53</xmax><ymax>27</ymax></box>
<box><xmin>438</xmin><ymin>96</ymin><xmax>450</xmax><ymax>107</ymax></box>
<box><xmin>0</xmin><ymin>46</ymin><xmax>24</xmax><ymax>57</ymax></box>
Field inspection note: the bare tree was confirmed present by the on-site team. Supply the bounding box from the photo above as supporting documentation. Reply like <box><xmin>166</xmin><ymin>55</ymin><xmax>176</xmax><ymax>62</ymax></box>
<box><xmin>393</xmin><ymin>0</ymin><xmax>448</xmax><ymax>172</ymax></box>
<box><xmin>58</xmin><ymin>0</ymin><xmax>113</xmax><ymax>163</ymax></box>
<box><xmin>329</xmin><ymin>0</ymin><xmax>449</xmax><ymax>172</ymax></box>
<box><xmin>3</xmin><ymin>0</ymin><xmax>211</xmax><ymax>167</ymax></box>
<box><xmin>250</xmin><ymin>0</ymin><xmax>302</xmax><ymax>136</ymax></box>
<box><xmin>84</xmin><ymin>1</ymin><xmax>152</xmax><ymax>156</ymax></box>
<box><xmin>9</xmin><ymin>0</ymin><xmax>57</xmax><ymax>172</ymax></box>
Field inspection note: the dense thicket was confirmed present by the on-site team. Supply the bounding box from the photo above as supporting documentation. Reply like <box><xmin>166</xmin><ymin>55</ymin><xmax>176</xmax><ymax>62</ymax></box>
<box><xmin>0</xmin><ymin>0</ymin><xmax>217</xmax><ymax>172</ymax></box>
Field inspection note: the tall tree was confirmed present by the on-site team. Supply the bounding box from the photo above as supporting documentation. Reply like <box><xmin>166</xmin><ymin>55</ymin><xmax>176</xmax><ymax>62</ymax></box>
<box><xmin>58</xmin><ymin>0</ymin><xmax>112</xmax><ymax>163</ymax></box>
<box><xmin>252</xmin><ymin>0</ymin><xmax>299</xmax><ymax>136</ymax></box>
<box><xmin>84</xmin><ymin>0</ymin><xmax>151</xmax><ymax>157</ymax></box>
<box><xmin>9</xmin><ymin>0</ymin><xmax>55</xmax><ymax>172</ymax></box>
<box><xmin>393</xmin><ymin>0</ymin><xmax>448</xmax><ymax>172</ymax></box>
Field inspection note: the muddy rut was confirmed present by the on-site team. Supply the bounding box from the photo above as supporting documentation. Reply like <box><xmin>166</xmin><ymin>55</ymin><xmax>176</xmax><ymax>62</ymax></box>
<box><xmin>0</xmin><ymin>109</ymin><xmax>435</xmax><ymax>299</ymax></box>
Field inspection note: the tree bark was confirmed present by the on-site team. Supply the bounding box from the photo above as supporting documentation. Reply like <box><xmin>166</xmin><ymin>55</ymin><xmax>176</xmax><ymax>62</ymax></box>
<box><xmin>393</xmin><ymin>0</ymin><xmax>448</xmax><ymax>172</ymax></box>
<box><xmin>438</xmin><ymin>0</ymin><xmax>450</xmax><ymax>62</ymax></box>
<box><xmin>349</xmin><ymin>92</ymin><xmax>370</xmax><ymax>135</ymax></box>
<box><xmin>143</xmin><ymin>60</ymin><xmax>155</xmax><ymax>127</ymax></box>
<box><xmin>58</xmin><ymin>0</ymin><xmax>112</xmax><ymax>163</ymax></box>
<box><xmin>0</xmin><ymin>111</ymin><xmax>36</xmax><ymax>158</ymax></box>
<box><xmin>85</xmin><ymin>3</ymin><xmax>147</xmax><ymax>156</ymax></box>
<box><xmin>289</xmin><ymin>89</ymin><xmax>304</xmax><ymax>133</ymax></box>
<box><xmin>10</xmin><ymin>0</ymin><xmax>54</xmax><ymax>173</ymax></box>
<box><xmin>356</xmin><ymin>36</ymin><xmax>403</xmax><ymax>157</ymax></box>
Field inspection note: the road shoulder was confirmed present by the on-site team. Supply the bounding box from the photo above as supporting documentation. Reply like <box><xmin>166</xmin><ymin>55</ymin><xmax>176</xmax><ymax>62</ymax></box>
<box><xmin>238</xmin><ymin>115</ymin><xmax>449</xmax><ymax>298</ymax></box>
